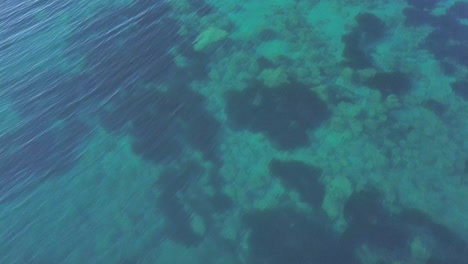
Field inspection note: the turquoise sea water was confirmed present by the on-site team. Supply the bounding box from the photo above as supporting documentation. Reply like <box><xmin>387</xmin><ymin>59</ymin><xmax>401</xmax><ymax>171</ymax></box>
<box><xmin>0</xmin><ymin>0</ymin><xmax>467</xmax><ymax>263</ymax></box>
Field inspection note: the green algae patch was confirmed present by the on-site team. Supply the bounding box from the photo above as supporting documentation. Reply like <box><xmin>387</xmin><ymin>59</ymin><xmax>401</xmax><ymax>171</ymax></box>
<box><xmin>194</xmin><ymin>27</ymin><xmax>229</xmax><ymax>51</ymax></box>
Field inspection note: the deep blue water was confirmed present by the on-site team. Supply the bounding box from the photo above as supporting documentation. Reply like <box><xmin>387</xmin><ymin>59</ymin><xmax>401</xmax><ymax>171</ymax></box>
<box><xmin>0</xmin><ymin>0</ymin><xmax>467</xmax><ymax>263</ymax></box>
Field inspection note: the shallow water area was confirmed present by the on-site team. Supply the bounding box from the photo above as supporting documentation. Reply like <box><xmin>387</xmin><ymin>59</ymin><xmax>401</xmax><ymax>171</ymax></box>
<box><xmin>0</xmin><ymin>0</ymin><xmax>467</xmax><ymax>263</ymax></box>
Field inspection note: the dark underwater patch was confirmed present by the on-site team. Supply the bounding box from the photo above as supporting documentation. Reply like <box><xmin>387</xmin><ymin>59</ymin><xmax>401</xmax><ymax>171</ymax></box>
<box><xmin>156</xmin><ymin>162</ymin><xmax>204</xmax><ymax>246</ymax></box>
<box><xmin>243</xmin><ymin>187</ymin><xmax>466</xmax><ymax>264</ymax></box>
<box><xmin>450</xmin><ymin>80</ymin><xmax>468</xmax><ymax>100</ymax></box>
<box><xmin>343</xmin><ymin>190</ymin><xmax>468</xmax><ymax>263</ymax></box>
<box><xmin>342</xmin><ymin>13</ymin><xmax>386</xmax><ymax>69</ymax></box>
<box><xmin>210</xmin><ymin>191</ymin><xmax>234</xmax><ymax>213</ymax></box>
<box><xmin>422</xmin><ymin>99</ymin><xmax>448</xmax><ymax>116</ymax></box>
<box><xmin>155</xmin><ymin>161</ymin><xmax>233</xmax><ymax>247</ymax></box>
<box><xmin>269</xmin><ymin>159</ymin><xmax>325</xmax><ymax>207</ymax></box>
<box><xmin>367</xmin><ymin>71</ymin><xmax>412</xmax><ymax>97</ymax></box>
<box><xmin>432</xmin><ymin>15</ymin><xmax>468</xmax><ymax>43</ymax></box>
<box><xmin>412</xmin><ymin>3</ymin><xmax>468</xmax><ymax>74</ymax></box>
<box><xmin>190</xmin><ymin>0</ymin><xmax>215</xmax><ymax>17</ymax></box>
<box><xmin>225</xmin><ymin>80</ymin><xmax>330</xmax><ymax>150</ymax></box>
<box><xmin>400</xmin><ymin>211</ymin><xmax>468</xmax><ymax>264</ymax></box>
<box><xmin>447</xmin><ymin>2</ymin><xmax>468</xmax><ymax>19</ymax></box>
<box><xmin>244</xmin><ymin>208</ymin><xmax>357</xmax><ymax>264</ymax></box>
<box><xmin>406</xmin><ymin>0</ymin><xmax>439</xmax><ymax>10</ymax></box>
<box><xmin>100</xmin><ymin>84</ymin><xmax>221</xmax><ymax>164</ymax></box>
<box><xmin>439</xmin><ymin>61</ymin><xmax>457</xmax><ymax>75</ymax></box>
<box><xmin>355</xmin><ymin>13</ymin><xmax>387</xmax><ymax>42</ymax></box>
<box><xmin>158</xmin><ymin>190</ymin><xmax>202</xmax><ymax>246</ymax></box>
<box><xmin>258</xmin><ymin>29</ymin><xmax>280</xmax><ymax>42</ymax></box>
<box><xmin>256</xmin><ymin>56</ymin><xmax>276</xmax><ymax>69</ymax></box>
<box><xmin>423</xmin><ymin>29</ymin><xmax>451</xmax><ymax>60</ymax></box>
<box><xmin>342</xmin><ymin>190</ymin><xmax>411</xmax><ymax>252</ymax></box>
<box><xmin>403</xmin><ymin>7</ymin><xmax>435</xmax><ymax>27</ymax></box>
<box><xmin>70</xmin><ymin>2</ymin><xmax>216</xmax><ymax>165</ymax></box>
<box><xmin>342</xmin><ymin>31</ymin><xmax>374</xmax><ymax>69</ymax></box>
<box><xmin>3</xmin><ymin>0</ymin><xmax>214</xmax><ymax>202</ymax></box>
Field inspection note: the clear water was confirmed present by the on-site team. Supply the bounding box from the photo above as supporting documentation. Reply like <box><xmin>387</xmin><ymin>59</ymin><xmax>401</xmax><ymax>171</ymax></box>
<box><xmin>0</xmin><ymin>0</ymin><xmax>467</xmax><ymax>263</ymax></box>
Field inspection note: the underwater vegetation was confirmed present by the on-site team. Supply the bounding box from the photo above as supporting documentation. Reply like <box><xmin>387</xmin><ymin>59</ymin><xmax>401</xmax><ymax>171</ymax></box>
<box><xmin>406</xmin><ymin>0</ymin><xmax>439</xmax><ymax>10</ymax></box>
<box><xmin>243</xmin><ymin>188</ymin><xmax>468</xmax><ymax>264</ymax></box>
<box><xmin>100</xmin><ymin>83</ymin><xmax>221</xmax><ymax>164</ymax></box>
<box><xmin>342</xmin><ymin>13</ymin><xmax>386</xmax><ymax>69</ymax></box>
<box><xmin>422</xmin><ymin>99</ymin><xmax>448</xmax><ymax>117</ymax></box>
<box><xmin>244</xmin><ymin>208</ymin><xmax>356</xmax><ymax>264</ymax></box>
<box><xmin>155</xmin><ymin>160</ymin><xmax>234</xmax><ymax>247</ymax></box>
<box><xmin>189</xmin><ymin>0</ymin><xmax>215</xmax><ymax>17</ymax></box>
<box><xmin>156</xmin><ymin>161</ymin><xmax>205</xmax><ymax>246</ymax></box>
<box><xmin>402</xmin><ymin>7</ymin><xmax>434</xmax><ymax>27</ymax></box>
<box><xmin>68</xmin><ymin>0</ymin><xmax>211</xmax><ymax>99</ymax></box>
<box><xmin>225</xmin><ymin>79</ymin><xmax>330</xmax><ymax>150</ymax></box>
<box><xmin>269</xmin><ymin>159</ymin><xmax>324</xmax><ymax>207</ymax></box>
<box><xmin>342</xmin><ymin>190</ymin><xmax>468</xmax><ymax>264</ymax></box>
<box><xmin>69</xmin><ymin>0</ymin><xmax>218</xmax><ymax>165</ymax></box>
<box><xmin>401</xmin><ymin>1</ymin><xmax>468</xmax><ymax>102</ymax></box>
<box><xmin>0</xmin><ymin>0</ymin><xmax>466</xmax><ymax>263</ymax></box>
<box><xmin>446</xmin><ymin>2</ymin><xmax>468</xmax><ymax>19</ymax></box>
<box><xmin>366</xmin><ymin>71</ymin><xmax>412</xmax><ymax>97</ymax></box>
<box><xmin>342</xmin><ymin>190</ymin><xmax>411</xmax><ymax>251</ymax></box>
<box><xmin>0</xmin><ymin>0</ymin><xmax>181</xmax><ymax>202</ymax></box>
<box><xmin>451</xmin><ymin>80</ymin><xmax>468</xmax><ymax>101</ymax></box>
<box><xmin>403</xmin><ymin>1</ymin><xmax>468</xmax><ymax>71</ymax></box>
